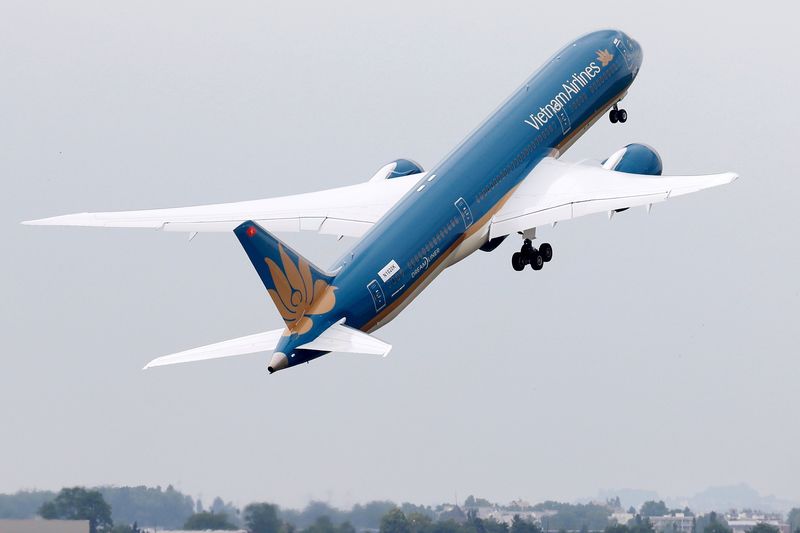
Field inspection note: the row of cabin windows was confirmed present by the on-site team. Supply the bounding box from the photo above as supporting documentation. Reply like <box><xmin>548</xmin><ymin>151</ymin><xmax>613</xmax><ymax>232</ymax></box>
<box><xmin>406</xmin><ymin>215</ymin><xmax>461</xmax><ymax>269</ymax></box>
<box><xmin>475</xmin><ymin>122</ymin><xmax>555</xmax><ymax>203</ymax></box>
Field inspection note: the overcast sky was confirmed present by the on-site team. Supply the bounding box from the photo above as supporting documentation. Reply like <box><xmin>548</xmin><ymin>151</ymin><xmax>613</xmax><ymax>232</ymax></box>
<box><xmin>2</xmin><ymin>0</ymin><xmax>798</xmax><ymax>511</ymax></box>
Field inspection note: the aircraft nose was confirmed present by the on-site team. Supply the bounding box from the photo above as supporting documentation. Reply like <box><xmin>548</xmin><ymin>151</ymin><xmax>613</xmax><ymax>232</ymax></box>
<box><xmin>625</xmin><ymin>34</ymin><xmax>643</xmax><ymax>62</ymax></box>
<box><xmin>268</xmin><ymin>352</ymin><xmax>288</xmax><ymax>373</ymax></box>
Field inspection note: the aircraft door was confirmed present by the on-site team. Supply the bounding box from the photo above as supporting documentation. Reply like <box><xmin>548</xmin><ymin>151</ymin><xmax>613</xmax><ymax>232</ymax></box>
<box><xmin>556</xmin><ymin>107</ymin><xmax>571</xmax><ymax>134</ymax></box>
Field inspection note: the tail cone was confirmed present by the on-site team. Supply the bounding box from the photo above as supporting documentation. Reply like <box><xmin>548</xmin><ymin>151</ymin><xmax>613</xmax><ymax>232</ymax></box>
<box><xmin>268</xmin><ymin>352</ymin><xmax>288</xmax><ymax>374</ymax></box>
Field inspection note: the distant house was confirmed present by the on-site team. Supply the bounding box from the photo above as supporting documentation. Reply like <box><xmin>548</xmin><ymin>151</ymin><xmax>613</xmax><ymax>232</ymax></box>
<box><xmin>0</xmin><ymin>519</ymin><xmax>90</xmax><ymax>533</ymax></box>
<box><xmin>649</xmin><ymin>514</ymin><xmax>695</xmax><ymax>533</ymax></box>
<box><xmin>436</xmin><ymin>505</ymin><xmax>468</xmax><ymax>524</ymax></box>
<box><xmin>726</xmin><ymin>520</ymin><xmax>789</xmax><ymax>533</ymax></box>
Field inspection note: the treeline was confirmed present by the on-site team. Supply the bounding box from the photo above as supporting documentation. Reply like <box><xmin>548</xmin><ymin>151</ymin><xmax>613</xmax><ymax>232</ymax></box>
<box><xmin>0</xmin><ymin>486</ymin><xmax>197</xmax><ymax>529</ymax></box>
<box><xmin>3</xmin><ymin>487</ymin><xmax>799</xmax><ymax>533</ymax></box>
<box><xmin>0</xmin><ymin>487</ymin><xmax>435</xmax><ymax>530</ymax></box>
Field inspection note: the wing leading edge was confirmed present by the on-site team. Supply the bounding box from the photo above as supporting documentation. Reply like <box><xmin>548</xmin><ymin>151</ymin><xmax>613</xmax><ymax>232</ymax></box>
<box><xmin>23</xmin><ymin>173</ymin><xmax>423</xmax><ymax>238</ymax></box>
<box><xmin>489</xmin><ymin>157</ymin><xmax>737</xmax><ymax>239</ymax></box>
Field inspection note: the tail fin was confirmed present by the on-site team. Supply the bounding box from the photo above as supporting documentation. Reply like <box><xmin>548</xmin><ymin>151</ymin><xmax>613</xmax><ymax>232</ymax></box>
<box><xmin>234</xmin><ymin>221</ymin><xmax>337</xmax><ymax>335</ymax></box>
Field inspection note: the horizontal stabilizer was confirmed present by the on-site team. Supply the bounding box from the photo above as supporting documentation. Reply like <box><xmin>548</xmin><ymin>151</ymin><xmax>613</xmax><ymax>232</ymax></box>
<box><xmin>143</xmin><ymin>323</ymin><xmax>391</xmax><ymax>370</ymax></box>
<box><xmin>143</xmin><ymin>329</ymin><xmax>285</xmax><ymax>369</ymax></box>
<box><xmin>300</xmin><ymin>323</ymin><xmax>392</xmax><ymax>357</ymax></box>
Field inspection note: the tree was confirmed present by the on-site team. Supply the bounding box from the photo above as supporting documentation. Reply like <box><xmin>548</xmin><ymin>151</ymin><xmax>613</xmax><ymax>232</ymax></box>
<box><xmin>0</xmin><ymin>490</ymin><xmax>57</xmax><ymax>519</ymax></box>
<box><xmin>211</xmin><ymin>497</ymin><xmax>241</xmax><ymax>525</ymax></box>
<box><xmin>245</xmin><ymin>502</ymin><xmax>282</xmax><ymax>533</ymax></box>
<box><xmin>381</xmin><ymin>509</ymin><xmax>412</xmax><ymax>533</ymax></box>
<box><xmin>606</xmin><ymin>524</ymin><xmax>630</xmax><ymax>533</ymax></box>
<box><xmin>628</xmin><ymin>515</ymin><xmax>655</xmax><ymax>533</ymax></box>
<box><xmin>99</xmin><ymin>485</ymin><xmax>195</xmax><ymax>529</ymax></box>
<box><xmin>747</xmin><ymin>524</ymin><xmax>779</xmax><ymax>533</ymax></box>
<box><xmin>39</xmin><ymin>487</ymin><xmax>112</xmax><ymax>533</ymax></box>
<box><xmin>183</xmin><ymin>511</ymin><xmax>237</xmax><ymax>530</ymax></box>
<box><xmin>700</xmin><ymin>513</ymin><xmax>731</xmax><ymax>533</ymax></box>
<box><xmin>306</xmin><ymin>516</ymin><xmax>334</xmax><ymax>533</ymax></box>
<box><xmin>407</xmin><ymin>512</ymin><xmax>434</xmax><ymax>533</ymax></box>
<box><xmin>510</xmin><ymin>515</ymin><xmax>542</xmax><ymax>533</ymax></box>
<box><xmin>788</xmin><ymin>509</ymin><xmax>800</xmax><ymax>533</ymax></box>
<box><xmin>640</xmin><ymin>502</ymin><xmax>669</xmax><ymax>518</ymax></box>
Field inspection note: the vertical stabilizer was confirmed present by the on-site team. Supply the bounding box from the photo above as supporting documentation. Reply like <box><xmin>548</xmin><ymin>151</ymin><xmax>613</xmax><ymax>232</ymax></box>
<box><xmin>234</xmin><ymin>221</ymin><xmax>337</xmax><ymax>336</ymax></box>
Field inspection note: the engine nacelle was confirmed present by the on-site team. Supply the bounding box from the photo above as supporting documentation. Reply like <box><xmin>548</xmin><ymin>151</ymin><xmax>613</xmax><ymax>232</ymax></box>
<box><xmin>602</xmin><ymin>143</ymin><xmax>662</xmax><ymax>176</ymax></box>
<box><xmin>369</xmin><ymin>159</ymin><xmax>425</xmax><ymax>181</ymax></box>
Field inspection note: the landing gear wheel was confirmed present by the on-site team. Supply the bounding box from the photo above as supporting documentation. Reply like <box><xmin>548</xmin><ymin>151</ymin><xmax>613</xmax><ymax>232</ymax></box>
<box><xmin>530</xmin><ymin>253</ymin><xmax>544</xmax><ymax>271</ymax></box>
<box><xmin>539</xmin><ymin>242</ymin><xmax>553</xmax><ymax>262</ymax></box>
<box><xmin>511</xmin><ymin>252</ymin><xmax>525</xmax><ymax>271</ymax></box>
<box><xmin>609</xmin><ymin>109</ymin><xmax>618</xmax><ymax>123</ymax></box>
<box><xmin>617</xmin><ymin>109</ymin><xmax>627</xmax><ymax>123</ymax></box>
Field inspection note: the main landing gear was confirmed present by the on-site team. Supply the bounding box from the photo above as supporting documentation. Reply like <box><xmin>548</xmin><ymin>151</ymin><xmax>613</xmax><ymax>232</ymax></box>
<box><xmin>511</xmin><ymin>239</ymin><xmax>553</xmax><ymax>272</ymax></box>
<box><xmin>609</xmin><ymin>103</ymin><xmax>627</xmax><ymax>123</ymax></box>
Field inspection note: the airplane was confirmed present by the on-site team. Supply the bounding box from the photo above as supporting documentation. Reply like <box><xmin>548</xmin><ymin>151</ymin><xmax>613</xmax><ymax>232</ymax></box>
<box><xmin>23</xmin><ymin>29</ymin><xmax>737</xmax><ymax>374</ymax></box>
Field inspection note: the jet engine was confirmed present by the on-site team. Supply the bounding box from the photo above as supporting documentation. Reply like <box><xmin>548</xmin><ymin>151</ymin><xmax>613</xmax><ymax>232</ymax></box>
<box><xmin>602</xmin><ymin>144</ymin><xmax>662</xmax><ymax>213</ymax></box>
<box><xmin>602</xmin><ymin>143</ymin><xmax>662</xmax><ymax>176</ymax></box>
<box><xmin>369</xmin><ymin>158</ymin><xmax>425</xmax><ymax>181</ymax></box>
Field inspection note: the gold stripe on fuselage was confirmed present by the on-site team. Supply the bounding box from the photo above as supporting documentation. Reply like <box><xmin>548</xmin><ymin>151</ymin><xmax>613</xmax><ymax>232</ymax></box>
<box><xmin>361</xmin><ymin>87</ymin><xmax>629</xmax><ymax>333</ymax></box>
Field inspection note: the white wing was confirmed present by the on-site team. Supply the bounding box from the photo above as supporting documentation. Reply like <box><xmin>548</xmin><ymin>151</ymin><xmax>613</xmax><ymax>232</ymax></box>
<box><xmin>143</xmin><ymin>323</ymin><xmax>390</xmax><ymax>369</ymax></box>
<box><xmin>489</xmin><ymin>157</ymin><xmax>737</xmax><ymax>238</ymax></box>
<box><xmin>23</xmin><ymin>173</ymin><xmax>423</xmax><ymax>238</ymax></box>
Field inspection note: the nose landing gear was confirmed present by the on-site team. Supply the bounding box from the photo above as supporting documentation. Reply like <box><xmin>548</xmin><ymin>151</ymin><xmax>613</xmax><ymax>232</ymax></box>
<box><xmin>511</xmin><ymin>239</ymin><xmax>552</xmax><ymax>271</ymax></box>
<box><xmin>609</xmin><ymin>103</ymin><xmax>627</xmax><ymax>123</ymax></box>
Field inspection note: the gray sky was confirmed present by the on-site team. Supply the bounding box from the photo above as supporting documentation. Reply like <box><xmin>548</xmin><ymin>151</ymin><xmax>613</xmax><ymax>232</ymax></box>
<box><xmin>2</xmin><ymin>0</ymin><xmax>798</xmax><ymax>510</ymax></box>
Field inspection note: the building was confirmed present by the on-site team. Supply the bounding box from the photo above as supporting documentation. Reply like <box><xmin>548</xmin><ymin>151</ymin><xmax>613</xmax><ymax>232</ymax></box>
<box><xmin>0</xmin><ymin>519</ymin><xmax>89</xmax><ymax>533</ymax></box>
<box><xmin>726</xmin><ymin>520</ymin><xmax>790</xmax><ymax>533</ymax></box>
<box><xmin>650</xmin><ymin>514</ymin><xmax>695</xmax><ymax>533</ymax></box>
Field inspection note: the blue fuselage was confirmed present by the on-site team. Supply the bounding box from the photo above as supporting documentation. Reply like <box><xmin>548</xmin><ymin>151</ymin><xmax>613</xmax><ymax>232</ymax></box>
<box><xmin>280</xmin><ymin>29</ymin><xmax>643</xmax><ymax>363</ymax></box>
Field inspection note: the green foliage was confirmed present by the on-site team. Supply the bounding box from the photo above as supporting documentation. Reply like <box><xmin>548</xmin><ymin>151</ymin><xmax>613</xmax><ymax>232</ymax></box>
<box><xmin>465</xmin><ymin>496</ymin><xmax>493</xmax><ymax>508</ymax></box>
<box><xmin>303</xmin><ymin>515</ymin><xmax>358</xmax><ymax>533</ymax></box>
<box><xmin>427</xmin><ymin>520</ymin><xmax>465</xmax><ymax>533</ymax></box>
<box><xmin>535</xmin><ymin>503</ymin><xmax>610</xmax><ymax>531</ymax></box>
<box><xmin>747</xmin><ymin>524</ymin><xmax>779</xmax><ymax>533</ymax></box>
<box><xmin>282</xmin><ymin>501</ymin><xmax>344</xmax><ymax>530</ymax></box>
<box><xmin>408</xmin><ymin>512</ymin><xmax>434</xmax><ymax>533</ymax></box>
<box><xmin>245</xmin><ymin>502</ymin><xmax>283</xmax><ymax>533</ymax></box>
<box><xmin>352</xmin><ymin>502</ymin><xmax>403</xmax><ymax>529</ymax></box>
<box><xmin>699</xmin><ymin>512</ymin><xmax>731</xmax><ymax>533</ymax></box>
<box><xmin>381</xmin><ymin>508</ymin><xmax>412</xmax><ymax>533</ymax></box>
<box><xmin>788</xmin><ymin>509</ymin><xmax>800</xmax><ymax>533</ymax></box>
<box><xmin>39</xmin><ymin>487</ymin><xmax>113</xmax><ymax>533</ymax></box>
<box><xmin>0</xmin><ymin>490</ymin><xmax>57</xmax><ymax>519</ymax></box>
<box><xmin>628</xmin><ymin>515</ymin><xmax>655</xmax><ymax>533</ymax></box>
<box><xmin>640</xmin><ymin>502</ymin><xmax>669</xmax><ymax>518</ymax></box>
<box><xmin>99</xmin><ymin>485</ymin><xmax>195</xmax><ymax>529</ymax></box>
<box><xmin>183</xmin><ymin>510</ymin><xmax>238</xmax><ymax>530</ymax></box>
<box><xmin>510</xmin><ymin>515</ymin><xmax>543</xmax><ymax>533</ymax></box>
<box><xmin>211</xmin><ymin>496</ymin><xmax>241</xmax><ymax>525</ymax></box>
<box><xmin>606</xmin><ymin>524</ymin><xmax>631</xmax><ymax>533</ymax></box>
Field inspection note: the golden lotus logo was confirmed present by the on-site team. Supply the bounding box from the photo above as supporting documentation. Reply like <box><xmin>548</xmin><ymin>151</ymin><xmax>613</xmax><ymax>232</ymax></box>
<box><xmin>596</xmin><ymin>49</ymin><xmax>614</xmax><ymax>67</ymax></box>
<box><xmin>264</xmin><ymin>245</ymin><xmax>336</xmax><ymax>335</ymax></box>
